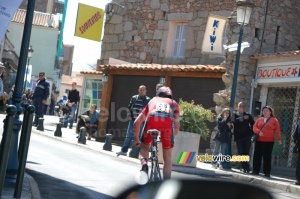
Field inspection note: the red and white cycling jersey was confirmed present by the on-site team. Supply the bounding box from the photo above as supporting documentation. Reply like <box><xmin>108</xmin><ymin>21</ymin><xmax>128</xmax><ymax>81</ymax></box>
<box><xmin>140</xmin><ymin>97</ymin><xmax>180</xmax><ymax>149</ymax></box>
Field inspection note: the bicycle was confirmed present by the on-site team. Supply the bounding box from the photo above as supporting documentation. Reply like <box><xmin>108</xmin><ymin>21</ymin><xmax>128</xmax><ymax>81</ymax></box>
<box><xmin>147</xmin><ymin>129</ymin><xmax>162</xmax><ymax>182</ymax></box>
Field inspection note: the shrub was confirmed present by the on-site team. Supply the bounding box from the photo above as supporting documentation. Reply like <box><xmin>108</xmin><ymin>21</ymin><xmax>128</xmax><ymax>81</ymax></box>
<box><xmin>179</xmin><ymin>99</ymin><xmax>215</xmax><ymax>140</ymax></box>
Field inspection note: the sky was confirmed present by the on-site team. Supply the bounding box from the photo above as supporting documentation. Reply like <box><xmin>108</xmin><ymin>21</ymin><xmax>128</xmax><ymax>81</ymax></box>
<box><xmin>62</xmin><ymin>0</ymin><xmax>110</xmax><ymax>71</ymax></box>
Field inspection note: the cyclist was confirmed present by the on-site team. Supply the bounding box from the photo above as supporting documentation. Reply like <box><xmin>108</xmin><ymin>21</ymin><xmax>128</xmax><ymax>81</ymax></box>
<box><xmin>133</xmin><ymin>86</ymin><xmax>180</xmax><ymax>180</ymax></box>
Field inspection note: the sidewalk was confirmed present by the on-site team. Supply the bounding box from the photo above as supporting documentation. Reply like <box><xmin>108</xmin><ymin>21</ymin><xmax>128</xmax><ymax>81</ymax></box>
<box><xmin>1</xmin><ymin>172</ymin><xmax>39</xmax><ymax>199</ymax></box>
<box><xmin>31</xmin><ymin>115</ymin><xmax>300</xmax><ymax>196</ymax></box>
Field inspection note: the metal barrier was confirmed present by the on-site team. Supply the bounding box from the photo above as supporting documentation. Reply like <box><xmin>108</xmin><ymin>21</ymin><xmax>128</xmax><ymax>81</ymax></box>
<box><xmin>267</xmin><ymin>87</ymin><xmax>299</xmax><ymax>168</ymax></box>
<box><xmin>0</xmin><ymin>105</ymin><xmax>17</xmax><ymax>196</ymax></box>
<box><xmin>14</xmin><ymin>105</ymin><xmax>35</xmax><ymax>197</ymax></box>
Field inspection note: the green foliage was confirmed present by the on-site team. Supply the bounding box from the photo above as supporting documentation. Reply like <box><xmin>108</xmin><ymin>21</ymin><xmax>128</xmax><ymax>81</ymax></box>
<box><xmin>179</xmin><ymin>99</ymin><xmax>215</xmax><ymax>140</ymax></box>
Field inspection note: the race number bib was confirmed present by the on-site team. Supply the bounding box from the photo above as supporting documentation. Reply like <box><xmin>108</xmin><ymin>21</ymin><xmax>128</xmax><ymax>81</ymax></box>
<box><xmin>156</xmin><ymin>102</ymin><xmax>170</xmax><ymax>113</ymax></box>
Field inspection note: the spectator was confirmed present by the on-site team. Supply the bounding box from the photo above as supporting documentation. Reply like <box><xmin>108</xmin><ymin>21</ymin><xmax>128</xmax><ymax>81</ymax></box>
<box><xmin>0</xmin><ymin>62</ymin><xmax>9</xmax><ymax>111</ymax></box>
<box><xmin>252</xmin><ymin>106</ymin><xmax>282</xmax><ymax>177</ymax></box>
<box><xmin>63</xmin><ymin>82</ymin><xmax>80</xmax><ymax>129</ymax></box>
<box><xmin>57</xmin><ymin>93</ymin><xmax>69</xmax><ymax>116</ymax></box>
<box><xmin>156</xmin><ymin>83</ymin><xmax>164</xmax><ymax>92</ymax></box>
<box><xmin>212</xmin><ymin>108</ymin><xmax>233</xmax><ymax>170</ymax></box>
<box><xmin>292</xmin><ymin>118</ymin><xmax>300</xmax><ymax>185</ymax></box>
<box><xmin>8</xmin><ymin>85</ymin><xmax>15</xmax><ymax>105</ymax></box>
<box><xmin>28</xmin><ymin>90</ymin><xmax>34</xmax><ymax>104</ymax></box>
<box><xmin>32</xmin><ymin>72</ymin><xmax>50</xmax><ymax>126</ymax></box>
<box><xmin>116</xmin><ymin>85</ymin><xmax>150</xmax><ymax>156</ymax></box>
<box><xmin>20</xmin><ymin>94</ymin><xmax>29</xmax><ymax>108</ymax></box>
<box><xmin>232</xmin><ymin>102</ymin><xmax>255</xmax><ymax>173</ymax></box>
<box><xmin>76</xmin><ymin>104</ymin><xmax>99</xmax><ymax>140</ymax></box>
<box><xmin>48</xmin><ymin>96</ymin><xmax>55</xmax><ymax>115</ymax></box>
<box><xmin>43</xmin><ymin>96</ymin><xmax>51</xmax><ymax>115</ymax></box>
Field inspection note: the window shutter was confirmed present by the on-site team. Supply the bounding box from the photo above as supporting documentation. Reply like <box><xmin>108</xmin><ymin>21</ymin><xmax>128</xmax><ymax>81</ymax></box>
<box><xmin>172</xmin><ymin>23</ymin><xmax>187</xmax><ymax>58</ymax></box>
<box><xmin>172</xmin><ymin>25</ymin><xmax>181</xmax><ymax>57</ymax></box>
<box><xmin>178</xmin><ymin>24</ymin><xmax>187</xmax><ymax>58</ymax></box>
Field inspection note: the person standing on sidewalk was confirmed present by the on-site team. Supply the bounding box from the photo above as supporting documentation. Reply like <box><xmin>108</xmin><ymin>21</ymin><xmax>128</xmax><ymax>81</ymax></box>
<box><xmin>64</xmin><ymin>82</ymin><xmax>80</xmax><ymax>129</ymax></box>
<box><xmin>252</xmin><ymin>106</ymin><xmax>281</xmax><ymax>177</ymax></box>
<box><xmin>212</xmin><ymin>108</ymin><xmax>233</xmax><ymax>170</ymax></box>
<box><xmin>32</xmin><ymin>72</ymin><xmax>50</xmax><ymax>126</ymax></box>
<box><xmin>232</xmin><ymin>102</ymin><xmax>255</xmax><ymax>173</ymax></box>
<box><xmin>292</xmin><ymin>118</ymin><xmax>300</xmax><ymax>185</ymax></box>
<box><xmin>116</xmin><ymin>85</ymin><xmax>150</xmax><ymax>156</ymax></box>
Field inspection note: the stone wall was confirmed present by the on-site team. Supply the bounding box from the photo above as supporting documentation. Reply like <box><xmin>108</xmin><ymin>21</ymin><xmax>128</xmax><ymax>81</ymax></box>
<box><xmin>214</xmin><ymin>0</ymin><xmax>300</xmax><ymax>114</ymax></box>
<box><xmin>102</xmin><ymin>0</ymin><xmax>300</xmax><ymax>111</ymax></box>
<box><xmin>101</xmin><ymin>0</ymin><xmax>237</xmax><ymax>65</ymax></box>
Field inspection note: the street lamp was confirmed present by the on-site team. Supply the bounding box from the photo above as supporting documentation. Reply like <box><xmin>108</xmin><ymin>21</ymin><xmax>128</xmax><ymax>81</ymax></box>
<box><xmin>24</xmin><ymin>45</ymin><xmax>34</xmax><ymax>91</ymax></box>
<box><xmin>229</xmin><ymin>0</ymin><xmax>253</xmax><ymax>109</ymax></box>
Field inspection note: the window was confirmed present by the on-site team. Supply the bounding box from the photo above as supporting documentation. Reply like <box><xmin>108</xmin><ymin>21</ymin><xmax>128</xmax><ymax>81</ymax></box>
<box><xmin>172</xmin><ymin>23</ymin><xmax>187</xmax><ymax>58</ymax></box>
<box><xmin>82</xmin><ymin>79</ymin><xmax>102</xmax><ymax>112</ymax></box>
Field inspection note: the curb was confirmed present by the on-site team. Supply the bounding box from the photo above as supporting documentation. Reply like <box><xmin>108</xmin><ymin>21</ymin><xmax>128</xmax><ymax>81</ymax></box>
<box><xmin>25</xmin><ymin>173</ymin><xmax>41</xmax><ymax>199</ymax></box>
<box><xmin>30</xmin><ymin>126</ymin><xmax>300</xmax><ymax>196</ymax></box>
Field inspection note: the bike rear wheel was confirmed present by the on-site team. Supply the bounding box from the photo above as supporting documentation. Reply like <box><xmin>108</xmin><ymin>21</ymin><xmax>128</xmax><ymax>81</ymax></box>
<box><xmin>149</xmin><ymin>160</ymin><xmax>162</xmax><ymax>181</ymax></box>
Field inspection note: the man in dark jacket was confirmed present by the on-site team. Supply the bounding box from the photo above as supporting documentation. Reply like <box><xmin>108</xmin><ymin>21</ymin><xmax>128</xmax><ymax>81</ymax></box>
<box><xmin>116</xmin><ymin>85</ymin><xmax>150</xmax><ymax>156</ymax></box>
<box><xmin>293</xmin><ymin>118</ymin><xmax>300</xmax><ymax>185</ymax></box>
<box><xmin>32</xmin><ymin>72</ymin><xmax>50</xmax><ymax>126</ymax></box>
<box><xmin>63</xmin><ymin>82</ymin><xmax>80</xmax><ymax>129</ymax></box>
<box><xmin>232</xmin><ymin>102</ymin><xmax>255</xmax><ymax>173</ymax></box>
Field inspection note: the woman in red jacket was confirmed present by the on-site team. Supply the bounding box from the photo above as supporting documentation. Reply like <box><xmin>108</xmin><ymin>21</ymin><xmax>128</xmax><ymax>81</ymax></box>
<box><xmin>252</xmin><ymin>106</ymin><xmax>282</xmax><ymax>177</ymax></box>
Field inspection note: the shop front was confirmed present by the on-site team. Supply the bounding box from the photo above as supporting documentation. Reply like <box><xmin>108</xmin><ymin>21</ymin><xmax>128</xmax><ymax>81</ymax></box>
<box><xmin>96</xmin><ymin>64</ymin><xmax>226</xmax><ymax>153</ymax></box>
<box><xmin>252</xmin><ymin>51</ymin><xmax>300</xmax><ymax>170</ymax></box>
<box><xmin>78</xmin><ymin>71</ymin><xmax>103</xmax><ymax>116</ymax></box>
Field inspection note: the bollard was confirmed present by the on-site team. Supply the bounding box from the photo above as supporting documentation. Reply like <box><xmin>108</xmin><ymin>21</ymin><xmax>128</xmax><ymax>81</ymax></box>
<box><xmin>78</xmin><ymin>127</ymin><xmax>86</xmax><ymax>144</ymax></box>
<box><xmin>129</xmin><ymin>140</ymin><xmax>140</xmax><ymax>158</ymax></box>
<box><xmin>36</xmin><ymin>118</ymin><xmax>44</xmax><ymax>131</ymax></box>
<box><xmin>54</xmin><ymin>123</ymin><xmax>62</xmax><ymax>137</ymax></box>
<box><xmin>103</xmin><ymin>134</ymin><xmax>113</xmax><ymax>151</ymax></box>
<box><xmin>0</xmin><ymin>106</ymin><xmax>17</xmax><ymax>196</ymax></box>
<box><xmin>59</xmin><ymin>117</ymin><xmax>64</xmax><ymax>124</ymax></box>
<box><xmin>14</xmin><ymin>105</ymin><xmax>35</xmax><ymax>198</ymax></box>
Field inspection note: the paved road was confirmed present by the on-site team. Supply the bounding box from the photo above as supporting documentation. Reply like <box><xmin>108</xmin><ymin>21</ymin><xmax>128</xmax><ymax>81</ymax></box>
<box><xmin>26</xmin><ymin>133</ymin><xmax>204</xmax><ymax>199</ymax></box>
<box><xmin>0</xmin><ymin>114</ymin><xmax>299</xmax><ymax>199</ymax></box>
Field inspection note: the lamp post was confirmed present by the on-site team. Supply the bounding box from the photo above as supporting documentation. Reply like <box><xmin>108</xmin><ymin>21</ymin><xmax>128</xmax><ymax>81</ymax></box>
<box><xmin>24</xmin><ymin>45</ymin><xmax>34</xmax><ymax>91</ymax></box>
<box><xmin>229</xmin><ymin>0</ymin><xmax>253</xmax><ymax>110</ymax></box>
<box><xmin>4</xmin><ymin>0</ymin><xmax>36</xmax><ymax>186</ymax></box>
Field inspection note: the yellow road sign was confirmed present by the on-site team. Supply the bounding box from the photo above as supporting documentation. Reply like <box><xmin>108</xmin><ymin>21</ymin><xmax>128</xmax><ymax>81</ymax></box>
<box><xmin>74</xmin><ymin>3</ymin><xmax>104</xmax><ymax>42</ymax></box>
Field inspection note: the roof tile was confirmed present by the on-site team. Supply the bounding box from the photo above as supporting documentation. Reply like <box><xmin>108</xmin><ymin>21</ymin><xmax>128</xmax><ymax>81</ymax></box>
<box><xmin>80</xmin><ymin>70</ymin><xmax>103</xmax><ymax>75</ymax></box>
<box><xmin>12</xmin><ymin>9</ymin><xmax>58</xmax><ymax>28</ymax></box>
<box><xmin>251</xmin><ymin>50</ymin><xmax>300</xmax><ymax>59</ymax></box>
<box><xmin>96</xmin><ymin>64</ymin><xmax>225</xmax><ymax>73</ymax></box>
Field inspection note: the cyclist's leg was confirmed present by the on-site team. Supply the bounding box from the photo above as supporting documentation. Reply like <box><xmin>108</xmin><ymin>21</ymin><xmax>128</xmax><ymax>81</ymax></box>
<box><xmin>140</xmin><ymin>142</ymin><xmax>150</xmax><ymax>159</ymax></box>
<box><xmin>162</xmin><ymin>148</ymin><xmax>172</xmax><ymax>179</ymax></box>
<box><xmin>161</xmin><ymin>127</ymin><xmax>174</xmax><ymax>180</ymax></box>
<box><xmin>139</xmin><ymin>126</ymin><xmax>152</xmax><ymax>172</ymax></box>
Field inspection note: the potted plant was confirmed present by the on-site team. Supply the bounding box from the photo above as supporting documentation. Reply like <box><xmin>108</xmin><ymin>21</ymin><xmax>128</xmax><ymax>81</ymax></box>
<box><xmin>172</xmin><ymin>99</ymin><xmax>215</xmax><ymax>167</ymax></box>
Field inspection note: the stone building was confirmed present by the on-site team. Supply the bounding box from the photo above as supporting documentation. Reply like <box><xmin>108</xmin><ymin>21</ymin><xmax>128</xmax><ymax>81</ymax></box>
<box><xmin>100</xmin><ymin>0</ymin><xmax>300</xmax><ymax>110</ymax></box>
<box><xmin>99</xmin><ymin>0</ymin><xmax>300</xmax><ymax>170</ymax></box>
